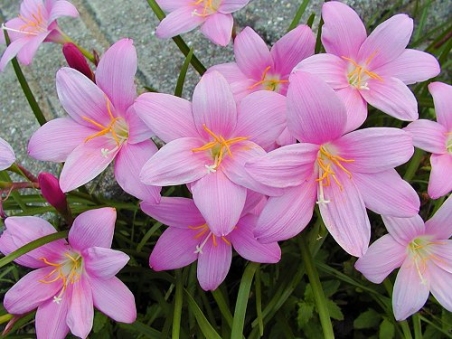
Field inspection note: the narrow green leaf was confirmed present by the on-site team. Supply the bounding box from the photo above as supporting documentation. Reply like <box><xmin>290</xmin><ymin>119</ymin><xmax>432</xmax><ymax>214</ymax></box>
<box><xmin>117</xmin><ymin>320</ymin><xmax>162</xmax><ymax>338</ymax></box>
<box><xmin>174</xmin><ymin>47</ymin><xmax>194</xmax><ymax>97</ymax></box>
<box><xmin>184</xmin><ymin>289</ymin><xmax>222</xmax><ymax>339</ymax></box>
<box><xmin>287</xmin><ymin>0</ymin><xmax>311</xmax><ymax>32</ymax></box>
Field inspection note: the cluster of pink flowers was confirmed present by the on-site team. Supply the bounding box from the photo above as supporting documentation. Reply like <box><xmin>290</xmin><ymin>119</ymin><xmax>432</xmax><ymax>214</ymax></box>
<box><xmin>0</xmin><ymin>0</ymin><xmax>451</xmax><ymax>337</ymax></box>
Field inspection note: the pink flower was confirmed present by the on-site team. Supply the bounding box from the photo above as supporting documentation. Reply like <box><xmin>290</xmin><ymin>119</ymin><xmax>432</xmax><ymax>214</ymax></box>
<box><xmin>0</xmin><ymin>207</ymin><xmax>137</xmax><ymax>339</ymax></box>
<box><xmin>245</xmin><ymin>71</ymin><xmax>419</xmax><ymax>257</ymax></box>
<box><xmin>155</xmin><ymin>0</ymin><xmax>250</xmax><ymax>46</ymax></box>
<box><xmin>295</xmin><ymin>1</ymin><xmax>440</xmax><ymax>131</ymax></box>
<box><xmin>142</xmin><ymin>193</ymin><xmax>280</xmax><ymax>291</ymax></box>
<box><xmin>0</xmin><ymin>0</ymin><xmax>79</xmax><ymax>71</ymax></box>
<box><xmin>405</xmin><ymin>82</ymin><xmax>452</xmax><ymax>199</ymax></box>
<box><xmin>28</xmin><ymin>38</ymin><xmax>160</xmax><ymax>201</ymax></box>
<box><xmin>207</xmin><ymin>25</ymin><xmax>315</xmax><ymax>101</ymax></box>
<box><xmin>135</xmin><ymin>71</ymin><xmax>286</xmax><ymax>236</ymax></box>
<box><xmin>355</xmin><ymin>194</ymin><xmax>452</xmax><ymax>320</ymax></box>
<box><xmin>0</xmin><ymin>136</ymin><xmax>15</xmax><ymax>170</ymax></box>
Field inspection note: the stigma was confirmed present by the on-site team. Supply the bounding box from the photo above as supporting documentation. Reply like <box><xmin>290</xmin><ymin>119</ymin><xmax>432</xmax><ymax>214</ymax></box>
<box><xmin>342</xmin><ymin>55</ymin><xmax>383</xmax><ymax>90</ymax></box>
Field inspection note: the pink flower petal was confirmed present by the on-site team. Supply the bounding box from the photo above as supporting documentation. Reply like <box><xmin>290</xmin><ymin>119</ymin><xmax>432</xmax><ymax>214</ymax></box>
<box><xmin>1</xmin><ymin>216</ymin><xmax>67</xmax><ymax>268</ymax></box>
<box><xmin>90</xmin><ymin>277</ymin><xmax>137</xmax><ymax>323</ymax></box>
<box><xmin>271</xmin><ymin>24</ymin><xmax>315</xmax><ymax>75</ymax></box>
<box><xmin>200</xmin><ymin>13</ymin><xmax>233</xmax><ymax>46</ymax></box>
<box><xmin>141</xmin><ymin>197</ymin><xmax>205</xmax><ymax>229</ymax></box>
<box><xmin>245</xmin><ymin>143</ymin><xmax>318</xmax><ymax>188</ymax></box>
<box><xmin>319</xmin><ymin>171</ymin><xmax>370</xmax><ymax>257</ymax></box>
<box><xmin>430</xmin><ymin>242</ymin><xmax>452</xmax><ymax>274</ymax></box>
<box><xmin>0</xmin><ymin>36</ymin><xmax>32</xmax><ymax>71</ymax></box>
<box><xmin>376</xmin><ymin>49</ymin><xmax>440</xmax><ymax>85</ymax></box>
<box><xmin>197</xmin><ymin>237</ymin><xmax>232</xmax><ymax>291</ymax></box>
<box><xmin>234</xmin><ymin>26</ymin><xmax>273</xmax><ymax>79</ymax></box>
<box><xmin>3</xmin><ymin>267</ymin><xmax>61</xmax><ymax>314</ymax></box>
<box><xmin>83</xmin><ymin>247</ymin><xmax>129</xmax><ymax>279</ymax></box>
<box><xmin>354</xmin><ymin>170</ymin><xmax>419</xmax><ymax>217</ymax></box>
<box><xmin>16</xmin><ymin>32</ymin><xmax>48</xmax><ymax>65</ymax></box>
<box><xmin>0</xmin><ymin>137</ymin><xmax>15</xmax><ymax>170</ymax></box>
<box><xmin>392</xmin><ymin>259</ymin><xmax>430</xmax><ymax>321</ymax></box>
<box><xmin>192</xmin><ymin>71</ymin><xmax>237</xmax><ymax>139</ymax></box>
<box><xmin>229</xmin><ymin>214</ymin><xmax>281</xmax><ymax>263</ymax></box>
<box><xmin>191</xmin><ymin>170</ymin><xmax>247</xmax><ymax>236</ymax></box>
<box><xmin>360</xmin><ymin>76</ymin><xmax>418</xmax><ymax>121</ymax></box>
<box><xmin>358</xmin><ymin>14</ymin><xmax>413</xmax><ymax>70</ymax></box>
<box><xmin>59</xmin><ymin>137</ymin><xmax>119</xmax><ymax>192</ymax></box>
<box><xmin>429</xmin><ymin>82</ymin><xmax>452</xmax><ymax>130</ymax></box>
<box><xmin>382</xmin><ymin>215</ymin><xmax>425</xmax><ymax>245</ymax></box>
<box><xmin>293</xmin><ymin>53</ymin><xmax>349</xmax><ymax>90</ymax></box>
<box><xmin>428</xmin><ymin>153</ymin><xmax>452</xmax><ymax>199</ymax></box>
<box><xmin>134</xmin><ymin>92</ymin><xmax>196</xmax><ymax>143</ymax></box>
<box><xmin>321</xmin><ymin>1</ymin><xmax>367</xmax><ymax>58</ymax></box>
<box><xmin>207</xmin><ymin>62</ymin><xmax>247</xmax><ymax>83</ymax></box>
<box><xmin>48</xmin><ymin>0</ymin><xmax>79</xmax><ymax>23</ymax></box>
<box><xmin>140</xmin><ymin>137</ymin><xmax>208</xmax><ymax>186</ymax></box>
<box><xmin>28</xmin><ymin>117</ymin><xmax>93</xmax><ymax>162</ymax></box>
<box><xmin>334</xmin><ymin>127</ymin><xmax>414</xmax><ymax>173</ymax></box>
<box><xmin>155</xmin><ymin>0</ymin><xmax>186</xmax><ymax>11</ymax></box>
<box><xmin>287</xmin><ymin>71</ymin><xmax>346</xmax><ymax>144</ymax></box>
<box><xmin>218</xmin><ymin>0</ymin><xmax>250</xmax><ymax>13</ymax></box>
<box><xmin>96</xmin><ymin>39</ymin><xmax>137</xmax><ymax>114</ymax></box>
<box><xmin>428</xmin><ymin>262</ymin><xmax>452</xmax><ymax>312</ymax></box>
<box><xmin>114</xmin><ymin>141</ymin><xmax>161</xmax><ymax>202</ymax></box>
<box><xmin>404</xmin><ymin>119</ymin><xmax>447</xmax><ymax>154</ymax></box>
<box><xmin>66</xmin><ymin>277</ymin><xmax>94</xmax><ymax>339</ymax></box>
<box><xmin>425</xmin><ymin>194</ymin><xmax>452</xmax><ymax>239</ymax></box>
<box><xmin>124</xmin><ymin>106</ymin><xmax>154</xmax><ymax>144</ymax></box>
<box><xmin>336</xmin><ymin>86</ymin><xmax>368</xmax><ymax>132</ymax></box>
<box><xmin>255</xmin><ymin>182</ymin><xmax>317</xmax><ymax>243</ymax></box>
<box><xmin>69</xmin><ymin>207</ymin><xmax>116</xmax><ymax>250</ymax></box>
<box><xmin>355</xmin><ymin>235</ymin><xmax>406</xmax><ymax>283</ymax></box>
<box><xmin>56</xmin><ymin>67</ymin><xmax>113</xmax><ymax>127</ymax></box>
<box><xmin>36</xmin><ymin>295</ymin><xmax>70</xmax><ymax>339</ymax></box>
<box><xmin>234</xmin><ymin>90</ymin><xmax>286</xmax><ymax>150</ymax></box>
<box><xmin>149</xmin><ymin>227</ymin><xmax>199</xmax><ymax>270</ymax></box>
<box><xmin>155</xmin><ymin>7</ymin><xmax>205</xmax><ymax>39</ymax></box>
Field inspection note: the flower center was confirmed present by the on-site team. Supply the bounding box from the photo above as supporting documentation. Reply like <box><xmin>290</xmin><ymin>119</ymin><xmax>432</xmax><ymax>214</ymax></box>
<box><xmin>249</xmin><ymin>66</ymin><xmax>289</xmax><ymax>92</ymax></box>
<box><xmin>342</xmin><ymin>55</ymin><xmax>382</xmax><ymax>90</ymax></box>
<box><xmin>408</xmin><ymin>236</ymin><xmax>442</xmax><ymax>285</ymax></box>
<box><xmin>2</xmin><ymin>5</ymin><xmax>47</xmax><ymax>36</ymax></box>
<box><xmin>192</xmin><ymin>0</ymin><xmax>219</xmax><ymax>17</ymax></box>
<box><xmin>82</xmin><ymin>97</ymin><xmax>129</xmax><ymax>158</ymax></box>
<box><xmin>446</xmin><ymin>133</ymin><xmax>452</xmax><ymax>154</ymax></box>
<box><xmin>192</xmin><ymin>124</ymin><xmax>248</xmax><ymax>173</ymax></box>
<box><xmin>39</xmin><ymin>250</ymin><xmax>83</xmax><ymax>304</ymax></box>
<box><xmin>316</xmin><ymin>145</ymin><xmax>354</xmax><ymax>205</ymax></box>
<box><xmin>189</xmin><ymin>224</ymin><xmax>231</xmax><ymax>254</ymax></box>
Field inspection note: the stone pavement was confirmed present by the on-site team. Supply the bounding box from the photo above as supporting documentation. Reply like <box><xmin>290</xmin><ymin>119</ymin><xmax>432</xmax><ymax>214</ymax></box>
<box><xmin>0</xmin><ymin>0</ymin><xmax>450</xmax><ymax>176</ymax></box>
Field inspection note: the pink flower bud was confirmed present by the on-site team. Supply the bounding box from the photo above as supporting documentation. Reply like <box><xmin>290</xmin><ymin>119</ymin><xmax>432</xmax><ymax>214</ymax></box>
<box><xmin>62</xmin><ymin>43</ymin><xmax>94</xmax><ymax>81</ymax></box>
<box><xmin>38</xmin><ymin>172</ymin><xmax>68</xmax><ymax>213</ymax></box>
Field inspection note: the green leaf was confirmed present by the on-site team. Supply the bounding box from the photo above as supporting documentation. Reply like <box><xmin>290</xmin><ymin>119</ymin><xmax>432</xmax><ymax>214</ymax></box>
<box><xmin>297</xmin><ymin>301</ymin><xmax>314</xmax><ymax>328</ymax></box>
<box><xmin>354</xmin><ymin>309</ymin><xmax>381</xmax><ymax>329</ymax></box>
<box><xmin>379</xmin><ymin>318</ymin><xmax>395</xmax><ymax>339</ymax></box>
<box><xmin>93</xmin><ymin>311</ymin><xmax>108</xmax><ymax>333</ymax></box>
<box><xmin>326</xmin><ymin>300</ymin><xmax>343</xmax><ymax>321</ymax></box>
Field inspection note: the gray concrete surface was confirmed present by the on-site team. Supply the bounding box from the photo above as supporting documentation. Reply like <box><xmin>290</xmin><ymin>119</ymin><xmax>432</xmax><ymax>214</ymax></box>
<box><xmin>0</xmin><ymin>0</ymin><xmax>450</xmax><ymax>188</ymax></box>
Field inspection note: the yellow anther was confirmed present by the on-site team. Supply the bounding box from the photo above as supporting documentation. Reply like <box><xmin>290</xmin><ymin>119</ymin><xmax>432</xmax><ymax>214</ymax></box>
<box><xmin>248</xmin><ymin>65</ymin><xmax>289</xmax><ymax>91</ymax></box>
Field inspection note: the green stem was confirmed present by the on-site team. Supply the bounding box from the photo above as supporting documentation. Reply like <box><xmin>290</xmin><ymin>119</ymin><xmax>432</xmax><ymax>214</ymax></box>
<box><xmin>287</xmin><ymin>0</ymin><xmax>311</xmax><ymax>31</ymax></box>
<box><xmin>403</xmin><ymin>148</ymin><xmax>424</xmax><ymax>181</ymax></box>
<box><xmin>4</xmin><ymin>32</ymin><xmax>47</xmax><ymax>126</ymax></box>
<box><xmin>146</xmin><ymin>0</ymin><xmax>206</xmax><ymax>75</ymax></box>
<box><xmin>211</xmin><ymin>289</ymin><xmax>233</xmax><ymax>328</ymax></box>
<box><xmin>172</xmin><ymin>270</ymin><xmax>183</xmax><ymax>339</ymax></box>
<box><xmin>299</xmin><ymin>235</ymin><xmax>334</xmax><ymax>339</ymax></box>
<box><xmin>413</xmin><ymin>313</ymin><xmax>423</xmax><ymax>339</ymax></box>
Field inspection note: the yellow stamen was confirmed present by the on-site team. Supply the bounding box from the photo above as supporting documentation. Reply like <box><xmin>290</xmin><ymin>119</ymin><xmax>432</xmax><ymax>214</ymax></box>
<box><xmin>192</xmin><ymin>124</ymin><xmax>248</xmax><ymax>171</ymax></box>
<box><xmin>248</xmin><ymin>65</ymin><xmax>289</xmax><ymax>91</ymax></box>
<box><xmin>342</xmin><ymin>56</ymin><xmax>383</xmax><ymax>90</ymax></box>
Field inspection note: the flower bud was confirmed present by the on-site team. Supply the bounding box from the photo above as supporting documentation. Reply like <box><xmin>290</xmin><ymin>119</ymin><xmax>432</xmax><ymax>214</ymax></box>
<box><xmin>62</xmin><ymin>43</ymin><xmax>94</xmax><ymax>81</ymax></box>
<box><xmin>38</xmin><ymin>172</ymin><xmax>68</xmax><ymax>214</ymax></box>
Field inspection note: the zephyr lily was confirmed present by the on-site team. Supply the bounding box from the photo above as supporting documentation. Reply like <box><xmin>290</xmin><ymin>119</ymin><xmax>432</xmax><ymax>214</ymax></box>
<box><xmin>294</xmin><ymin>1</ymin><xmax>440</xmax><ymax>132</ymax></box>
<box><xmin>208</xmin><ymin>25</ymin><xmax>315</xmax><ymax>101</ymax></box>
<box><xmin>355</xmin><ymin>195</ymin><xmax>452</xmax><ymax>320</ymax></box>
<box><xmin>405</xmin><ymin>82</ymin><xmax>452</xmax><ymax>199</ymax></box>
<box><xmin>0</xmin><ymin>136</ymin><xmax>15</xmax><ymax>170</ymax></box>
<box><xmin>245</xmin><ymin>71</ymin><xmax>419</xmax><ymax>257</ymax></box>
<box><xmin>142</xmin><ymin>194</ymin><xmax>281</xmax><ymax>291</ymax></box>
<box><xmin>0</xmin><ymin>0</ymin><xmax>78</xmax><ymax>71</ymax></box>
<box><xmin>0</xmin><ymin>208</ymin><xmax>137</xmax><ymax>339</ymax></box>
<box><xmin>135</xmin><ymin>71</ymin><xmax>286</xmax><ymax>237</ymax></box>
<box><xmin>27</xmin><ymin>38</ymin><xmax>160</xmax><ymax>201</ymax></box>
<box><xmin>155</xmin><ymin>0</ymin><xmax>250</xmax><ymax>46</ymax></box>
